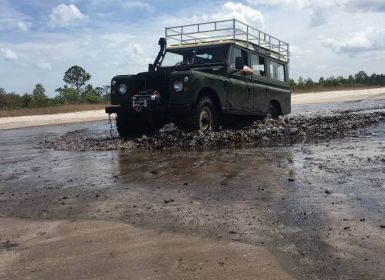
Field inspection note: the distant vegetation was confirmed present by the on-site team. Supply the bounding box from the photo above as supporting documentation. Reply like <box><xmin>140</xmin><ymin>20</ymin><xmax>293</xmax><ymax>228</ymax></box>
<box><xmin>289</xmin><ymin>71</ymin><xmax>385</xmax><ymax>92</ymax></box>
<box><xmin>1</xmin><ymin>68</ymin><xmax>385</xmax><ymax>111</ymax></box>
<box><xmin>0</xmin><ymin>65</ymin><xmax>110</xmax><ymax>110</ymax></box>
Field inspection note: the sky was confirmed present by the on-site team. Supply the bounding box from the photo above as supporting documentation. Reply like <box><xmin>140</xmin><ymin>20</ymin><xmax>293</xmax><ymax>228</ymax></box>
<box><xmin>1</xmin><ymin>0</ymin><xmax>385</xmax><ymax>96</ymax></box>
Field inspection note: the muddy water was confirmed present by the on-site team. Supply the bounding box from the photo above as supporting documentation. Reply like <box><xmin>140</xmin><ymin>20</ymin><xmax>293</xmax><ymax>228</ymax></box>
<box><xmin>1</xmin><ymin>99</ymin><xmax>385</xmax><ymax>280</ymax></box>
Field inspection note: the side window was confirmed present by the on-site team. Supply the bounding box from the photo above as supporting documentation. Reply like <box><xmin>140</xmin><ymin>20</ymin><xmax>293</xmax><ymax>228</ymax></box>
<box><xmin>250</xmin><ymin>54</ymin><xmax>266</xmax><ymax>77</ymax></box>
<box><xmin>269</xmin><ymin>61</ymin><xmax>285</xmax><ymax>82</ymax></box>
<box><xmin>229</xmin><ymin>47</ymin><xmax>248</xmax><ymax>70</ymax></box>
<box><xmin>229</xmin><ymin>48</ymin><xmax>240</xmax><ymax>69</ymax></box>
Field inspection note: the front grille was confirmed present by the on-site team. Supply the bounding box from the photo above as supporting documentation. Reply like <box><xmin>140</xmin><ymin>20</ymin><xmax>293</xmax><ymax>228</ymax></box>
<box><xmin>136</xmin><ymin>73</ymin><xmax>168</xmax><ymax>97</ymax></box>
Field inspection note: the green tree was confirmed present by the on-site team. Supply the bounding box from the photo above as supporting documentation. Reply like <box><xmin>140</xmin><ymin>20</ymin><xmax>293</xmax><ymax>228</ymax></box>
<box><xmin>354</xmin><ymin>71</ymin><xmax>368</xmax><ymax>83</ymax></box>
<box><xmin>32</xmin><ymin>83</ymin><xmax>48</xmax><ymax>106</ymax></box>
<box><xmin>288</xmin><ymin>79</ymin><xmax>297</xmax><ymax>91</ymax></box>
<box><xmin>325</xmin><ymin>76</ymin><xmax>337</xmax><ymax>87</ymax></box>
<box><xmin>348</xmin><ymin>75</ymin><xmax>355</xmax><ymax>85</ymax></box>
<box><xmin>369</xmin><ymin>73</ymin><xmax>378</xmax><ymax>85</ymax></box>
<box><xmin>21</xmin><ymin>93</ymin><xmax>33</xmax><ymax>107</ymax></box>
<box><xmin>318</xmin><ymin>77</ymin><xmax>325</xmax><ymax>88</ymax></box>
<box><xmin>95</xmin><ymin>85</ymin><xmax>111</xmax><ymax>101</ymax></box>
<box><xmin>62</xmin><ymin>88</ymin><xmax>80</xmax><ymax>104</ymax></box>
<box><xmin>305</xmin><ymin>78</ymin><xmax>315</xmax><ymax>89</ymax></box>
<box><xmin>336</xmin><ymin>76</ymin><xmax>345</xmax><ymax>86</ymax></box>
<box><xmin>82</xmin><ymin>84</ymin><xmax>103</xmax><ymax>104</ymax></box>
<box><xmin>297</xmin><ymin>77</ymin><xmax>305</xmax><ymax>89</ymax></box>
<box><xmin>0</xmin><ymin>88</ymin><xmax>7</xmax><ymax>109</ymax></box>
<box><xmin>63</xmin><ymin>65</ymin><xmax>91</xmax><ymax>91</ymax></box>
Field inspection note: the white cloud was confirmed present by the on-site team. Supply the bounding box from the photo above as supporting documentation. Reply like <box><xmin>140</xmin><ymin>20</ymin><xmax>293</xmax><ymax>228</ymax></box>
<box><xmin>36</xmin><ymin>62</ymin><xmax>52</xmax><ymax>70</ymax></box>
<box><xmin>81</xmin><ymin>0</ymin><xmax>153</xmax><ymax>11</ymax></box>
<box><xmin>186</xmin><ymin>2</ymin><xmax>264</xmax><ymax>29</ymax></box>
<box><xmin>17</xmin><ymin>21</ymin><xmax>29</xmax><ymax>31</ymax></box>
<box><xmin>49</xmin><ymin>4</ymin><xmax>88</xmax><ymax>28</ymax></box>
<box><xmin>247</xmin><ymin>0</ymin><xmax>344</xmax><ymax>27</ymax></box>
<box><xmin>248</xmin><ymin>0</ymin><xmax>385</xmax><ymax>13</ymax></box>
<box><xmin>247</xmin><ymin>0</ymin><xmax>310</xmax><ymax>9</ymax></box>
<box><xmin>125</xmin><ymin>43</ymin><xmax>152</xmax><ymax>65</ymax></box>
<box><xmin>213</xmin><ymin>2</ymin><xmax>264</xmax><ymax>28</ymax></box>
<box><xmin>99</xmin><ymin>33</ymin><xmax>136</xmax><ymax>47</ymax></box>
<box><xmin>0</xmin><ymin>1</ymin><xmax>30</xmax><ymax>31</ymax></box>
<box><xmin>121</xmin><ymin>1</ymin><xmax>153</xmax><ymax>11</ymax></box>
<box><xmin>0</xmin><ymin>48</ymin><xmax>18</xmax><ymax>61</ymax></box>
<box><xmin>323</xmin><ymin>28</ymin><xmax>385</xmax><ymax>53</ymax></box>
<box><xmin>98</xmin><ymin>33</ymin><xmax>152</xmax><ymax>66</ymax></box>
<box><xmin>347</xmin><ymin>0</ymin><xmax>385</xmax><ymax>12</ymax></box>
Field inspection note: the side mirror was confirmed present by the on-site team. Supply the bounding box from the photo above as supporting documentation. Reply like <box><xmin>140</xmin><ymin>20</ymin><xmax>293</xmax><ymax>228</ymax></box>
<box><xmin>235</xmin><ymin>57</ymin><xmax>244</xmax><ymax>70</ymax></box>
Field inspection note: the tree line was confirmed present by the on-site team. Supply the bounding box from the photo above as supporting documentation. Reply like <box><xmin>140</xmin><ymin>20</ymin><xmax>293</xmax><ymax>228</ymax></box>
<box><xmin>0</xmin><ymin>66</ymin><xmax>110</xmax><ymax>110</ymax></box>
<box><xmin>289</xmin><ymin>71</ymin><xmax>385</xmax><ymax>91</ymax></box>
<box><xmin>2</xmin><ymin>68</ymin><xmax>385</xmax><ymax>110</ymax></box>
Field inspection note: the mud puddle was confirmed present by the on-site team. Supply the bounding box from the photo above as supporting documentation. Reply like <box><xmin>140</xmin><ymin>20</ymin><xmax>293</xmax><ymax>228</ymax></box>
<box><xmin>40</xmin><ymin>107</ymin><xmax>385</xmax><ymax>151</ymax></box>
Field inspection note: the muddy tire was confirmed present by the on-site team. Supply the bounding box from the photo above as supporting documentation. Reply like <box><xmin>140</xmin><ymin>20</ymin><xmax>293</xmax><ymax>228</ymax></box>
<box><xmin>178</xmin><ymin>97</ymin><xmax>219</xmax><ymax>132</ymax></box>
<box><xmin>184</xmin><ymin>97</ymin><xmax>219</xmax><ymax>131</ymax></box>
<box><xmin>116</xmin><ymin>113</ymin><xmax>153</xmax><ymax>138</ymax></box>
<box><xmin>266</xmin><ymin>103</ymin><xmax>279</xmax><ymax>120</ymax></box>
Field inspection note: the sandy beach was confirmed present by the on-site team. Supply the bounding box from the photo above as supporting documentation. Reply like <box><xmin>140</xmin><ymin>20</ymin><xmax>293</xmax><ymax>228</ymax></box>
<box><xmin>291</xmin><ymin>87</ymin><xmax>385</xmax><ymax>105</ymax></box>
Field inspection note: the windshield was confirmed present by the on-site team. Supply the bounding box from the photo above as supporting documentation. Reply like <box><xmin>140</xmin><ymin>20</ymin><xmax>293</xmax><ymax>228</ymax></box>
<box><xmin>161</xmin><ymin>45</ymin><xmax>228</xmax><ymax>67</ymax></box>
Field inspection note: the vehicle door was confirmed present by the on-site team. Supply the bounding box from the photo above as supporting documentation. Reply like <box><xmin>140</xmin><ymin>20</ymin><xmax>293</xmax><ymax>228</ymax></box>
<box><xmin>227</xmin><ymin>46</ymin><xmax>253</xmax><ymax>112</ymax></box>
<box><xmin>250</xmin><ymin>53</ymin><xmax>269</xmax><ymax>112</ymax></box>
<box><xmin>267</xmin><ymin>58</ymin><xmax>289</xmax><ymax>113</ymax></box>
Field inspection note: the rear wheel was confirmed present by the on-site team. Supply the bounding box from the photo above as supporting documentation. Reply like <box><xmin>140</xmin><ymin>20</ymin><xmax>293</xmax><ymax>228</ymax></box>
<box><xmin>266</xmin><ymin>103</ymin><xmax>279</xmax><ymax>120</ymax></box>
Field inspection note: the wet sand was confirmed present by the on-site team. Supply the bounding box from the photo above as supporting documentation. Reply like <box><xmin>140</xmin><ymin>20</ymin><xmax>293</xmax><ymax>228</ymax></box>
<box><xmin>0</xmin><ymin>109</ymin><xmax>107</xmax><ymax>130</ymax></box>
<box><xmin>1</xmin><ymin>100</ymin><xmax>385</xmax><ymax>279</ymax></box>
<box><xmin>292</xmin><ymin>87</ymin><xmax>385</xmax><ymax>105</ymax></box>
<box><xmin>0</xmin><ymin>218</ymin><xmax>293</xmax><ymax>280</ymax></box>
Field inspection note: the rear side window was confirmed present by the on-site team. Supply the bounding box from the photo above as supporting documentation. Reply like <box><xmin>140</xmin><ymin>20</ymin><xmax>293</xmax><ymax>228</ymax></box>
<box><xmin>269</xmin><ymin>61</ymin><xmax>285</xmax><ymax>82</ymax></box>
<box><xmin>250</xmin><ymin>53</ymin><xmax>266</xmax><ymax>77</ymax></box>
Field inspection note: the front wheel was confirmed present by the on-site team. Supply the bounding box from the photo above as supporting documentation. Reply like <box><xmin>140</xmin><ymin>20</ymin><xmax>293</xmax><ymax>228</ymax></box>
<box><xmin>179</xmin><ymin>97</ymin><xmax>219</xmax><ymax>131</ymax></box>
<box><xmin>194</xmin><ymin>97</ymin><xmax>219</xmax><ymax>131</ymax></box>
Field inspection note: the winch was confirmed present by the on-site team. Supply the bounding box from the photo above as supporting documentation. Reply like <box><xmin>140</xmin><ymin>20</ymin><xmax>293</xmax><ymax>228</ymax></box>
<box><xmin>132</xmin><ymin>92</ymin><xmax>160</xmax><ymax>112</ymax></box>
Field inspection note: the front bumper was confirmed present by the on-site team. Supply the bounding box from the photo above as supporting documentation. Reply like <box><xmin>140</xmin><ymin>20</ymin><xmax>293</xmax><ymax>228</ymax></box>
<box><xmin>105</xmin><ymin>94</ymin><xmax>192</xmax><ymax>114</ymax></box>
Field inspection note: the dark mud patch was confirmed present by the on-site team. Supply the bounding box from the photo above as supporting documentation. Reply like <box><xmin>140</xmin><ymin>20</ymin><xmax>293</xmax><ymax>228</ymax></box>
<box><xmin>39</xmin><ymin>109</ymin><xmax>385</xmax><ymax>151</ymax></box>
<box><xmin>0</xmin><ymin>240</ymin><xmax>18</xmax><ymax>251</ymax></box>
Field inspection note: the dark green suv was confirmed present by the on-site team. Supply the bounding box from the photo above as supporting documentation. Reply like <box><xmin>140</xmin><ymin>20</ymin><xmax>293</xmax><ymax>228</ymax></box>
<box><xmin>106</xmin><ymin>19</ymin><xmax>291</xmax><ymax>137</ymax></box>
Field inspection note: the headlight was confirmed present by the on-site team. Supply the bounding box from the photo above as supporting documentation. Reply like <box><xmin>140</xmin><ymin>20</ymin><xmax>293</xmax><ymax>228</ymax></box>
<box><xmin>111</xmin><ymin>80</ymin><xmax>116</xmax><ymax>86</ymax></box>
<box><xmin>173</xmin><ymin>81</ymin><xmax>183</xmax><ymax>92</ymax></box>
<box><xmin>118</xmin><ymin>83</ymin><xmax>127</xmax><ymax>95</ymax></box>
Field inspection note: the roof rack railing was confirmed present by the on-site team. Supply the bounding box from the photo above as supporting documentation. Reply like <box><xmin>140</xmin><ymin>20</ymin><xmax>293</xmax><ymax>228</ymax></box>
<box><xmin>165</xmin><ymin>19</ymin><xmax>289</xmax><ymax>62</ymax></box>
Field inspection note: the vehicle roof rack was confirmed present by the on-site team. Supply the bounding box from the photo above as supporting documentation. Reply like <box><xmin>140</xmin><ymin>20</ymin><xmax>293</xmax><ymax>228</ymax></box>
<box><xmin>165</xmin><ymin>19</ymin><xmax>289</xmax><ymax>62</ymax></box>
